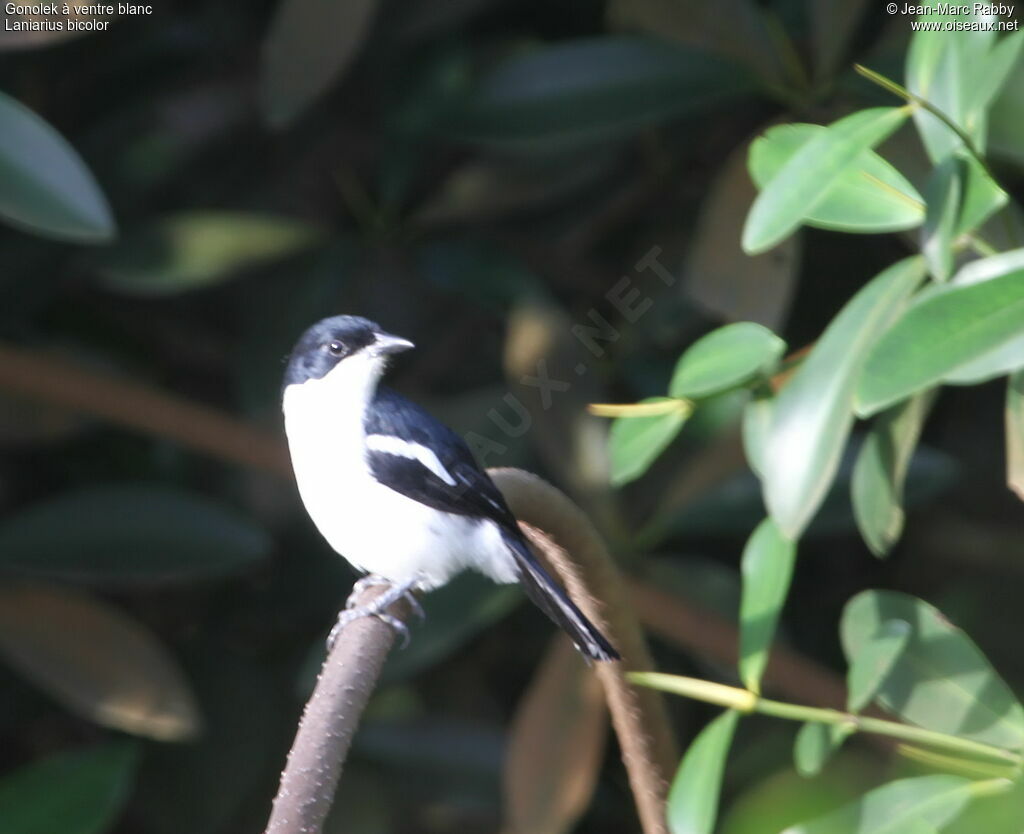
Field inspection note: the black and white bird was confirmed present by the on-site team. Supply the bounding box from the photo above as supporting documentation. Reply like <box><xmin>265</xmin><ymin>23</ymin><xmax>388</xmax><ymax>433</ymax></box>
<box><xmin>282</xmin><ymin>315</ymin><xmax>618</xmax><ymax>661</ymax></box>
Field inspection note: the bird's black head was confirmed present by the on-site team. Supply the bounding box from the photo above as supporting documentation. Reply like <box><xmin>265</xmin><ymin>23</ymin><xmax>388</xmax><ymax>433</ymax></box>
<box><xmin>283</xmin><ymin>315</ymin><xmax>414</xmax><ymax>387</ymax></box>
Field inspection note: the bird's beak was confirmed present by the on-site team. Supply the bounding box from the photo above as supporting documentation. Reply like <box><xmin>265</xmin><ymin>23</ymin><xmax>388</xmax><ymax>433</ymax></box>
<box><xmin>374</xmin><ymin>332</ymin><xmax>415</xmax><ymax>356</ymax></box>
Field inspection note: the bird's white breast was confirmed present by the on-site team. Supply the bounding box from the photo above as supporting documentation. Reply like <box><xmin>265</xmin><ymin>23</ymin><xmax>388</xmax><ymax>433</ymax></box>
<box><xmin>282</xmin><ymin>356</ymin><xmax>515</xmax><ymax>589</ymax></box>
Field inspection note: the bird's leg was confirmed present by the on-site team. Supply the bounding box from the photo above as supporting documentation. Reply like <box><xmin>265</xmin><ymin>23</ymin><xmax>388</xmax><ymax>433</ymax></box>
<box><xmin>328</xmin><ymin>576</ymin><xmax>422</xmax><ymax>650</ymax></box>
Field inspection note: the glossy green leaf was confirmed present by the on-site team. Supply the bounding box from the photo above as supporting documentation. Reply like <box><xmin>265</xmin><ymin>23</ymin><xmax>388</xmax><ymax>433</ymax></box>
<box><xmin>852</xmin><ymin>392</ymin><xmax>935</xmax><ymax>557</ymax></box>
<box><xmin>793</xmin><ymin>721</ymin><xmax>852</xmax><ymax>778</ymax></box>
<box><xmin>856</xmin><ymin>268</ymin><xmax>1024</xmax><ymax>415</ymax></box>
<box><xmin>0</xmin><ymin>742</ymin><xmax>137</xmax><ymax>834</ymax></box>
<box><xmin>609</xmin><ymin>397</ymin><xmax>689</xmax><ymax>486</ymax></box>
<box><xmin>841</xmin><ymin>591</ymin><xmax>1024</xmax><ymax>750</ymax></box>
<box><xmin>1007</xmin><ymin>370</ymin><xmax>1024</xmax><ymax>502</ymax></box>
<box><xmin>670</xmin><ymin>323</ymin><xmax>785</xmax><ymax>399</ymax></box>
<box><xmin>921</xmin><ymin>156</ymin><xmax>962</xmax><ymax>282</ymax></box>
<box><xmin>0</xmin><ymin>484</ymin><xmax>271</xmax><ymax>585</ymax></box>
<box><xmin>943</xmin><ymin>333</ymin><xmax>1024</xmax><ymax>384</ymax></box>
<box><xmin>445</xmin><ymin>36</ymin><xmax>749</xmax><ymax>155</ymax></box>
<box><xmin>260</xmin><ymin>0</ymin><xmax>380</xmax><ymax>126</ymax></box>
<box><xmin>953</xmin><ymin>247</ymin><xmax>1024</xmax><ymax>286</ymax></box>
<box><xmin>742</xmin><ymin>384</ymin><xmax>773</xmax><ymax>479</ymax></box>
<box><xmin>846</xmin><ymin>618</ymin><xmax>911</xmax><ymax>713</ymax></box>
<box><xmin>0</xmin><ymin>90</ymin><xmax>115</xmax><ymax>242</ymax></box>
<box><xmin>748</xmin><ymin>123</ymin><xmax>924</xmax><ymax>233</ymax></box>
<box><xmin>93</xmin><ymin>212</ymin><xmax>322</xmax><ymax>296</ymax></box>
<box><xmin>667</xmin><ymin>710</ymin><xmax>740</xmax><ymax>834</ymax></box>
<box><xmin>739</xmin><ymin>518</ymin><xmax>796</xmax><ymax>692</ymax></box>
<box><xmin>763</xmin><ymin>257</ymin><xmax>926</xmax><ymax>538</ymax></box>
<box><xmin>781</xmin><ymin>774</ymin><xmax>997</xmax><ymax>834</ymax></box>
<box><xmin>0</xmin><ymin>584</ymin><xmax>201</xmax><ymax>740</ymax></box>
<box><xmin>742</xmin><ymin>107</ymin><xmax>910</xmax><ymax>254</ymax></box>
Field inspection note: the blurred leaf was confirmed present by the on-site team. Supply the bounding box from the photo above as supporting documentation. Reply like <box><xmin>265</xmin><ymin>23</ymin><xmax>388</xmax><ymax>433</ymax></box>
<box><xmin>685</xmin><ymin>135</ymin><xmax>801</xmax><ymax>329</ymax></box>
<box><xmin>502</xmin><ymin>635</ymin><xmax>607</xmax><ymax>834</ymax></box>
<box><xmin>793</xmin><ymin>722</ymin><xmax>852</xmax><ymax>778</ymax></box>
<box><xmin>743</xmin><ymin>108</ymin><xmax>910</xmax><ymax>253</ymax></box>
<box><xmin>841</xmin><ymin>591</ymin><xmax>1024</xmax><ymax>750</ymax></box>
<box><xmin>810</xmin><ymin>0</ymin><xmax>871</xmax><ymax>82</ymax></box>
<box><xmin>738</xmin><ymin>518</ymin><xmax>796</xmax><ymax>692</ymax></box>
<box><xmin>1008</xmin><ymin>370</ymin><xmax>1024</xmax><ymax>501</ymax></box>
<box><xmin>0</xmin><ymin>392</ymin><xmax>84</xmax><ymax>446</ymax></box>
<box><xmin>606</xmin><ymin>0</ymin><xmax>786</xmax><ymax>85</ymax></box>
<box><xmin>609</xmin><ymin>397</ymin><xmax>689</xmax><ymax>486</ymax></box>
<box><xmin>0</xmin><ymin>584</ymin><xmax>200</xmax><ymax>740</ymax></box>
<box><xmin>748</xmin><ymin>123</ymin><xmax>924</xmax><ymax>233</ymax></box>
<box><xmin>92</xmin><ymin>212</ymin><xmax>322</xmax><ymax>296</ymax></box>
<box><xmin>444</xmin><ymin>36</ymin><xmax>750</xmax><ymax>155</ymax></box>
<box><xmin>851</xmin><ymin>391</ymin><xmax>935</xmax><ymax>557</ymax></box>
<box><xmin>921</xmin><ymin>156</ymin><xmax>962</xmax><ymax>282</ymax></box>
<box><xmin>667</xmin><ymin>710</ymin><xmax>740</xmax><ymax>834</ymax></box>
<box><xmin>0</xmin><ymin>483</ymin><xmax>270</xmax><ymax>585</ymax></box>
<box><xmin>0</xmin><ymin>741</ymin><xmax>137</xmax><ymax>834</ymax></box>
<box><xmin>943</xmin><ymin>334</ymin><xmax>1024</xmax><ymax>384</ymax></box>
<box><xmin>763</xmin><ymin>257</ymin><xmax>925</xmax><ymax>538</ymax></box>
<box><xmin>845</xmin><ymin>618</ymin><xmax>911</xmax><ymax>714</ymax></box>
<box><xmin>956</xmin><ymin>155</ymin><xmax>1008</xmax><ymax>235</ymax></box>
<box><xmin>382</xmin><ymin>573</ymin><xmax>521</xmax><ymax>682</ymax></box>
<box><xmin>907</xmin><ymin>10</ymin><xmax>1021</xmax><ymax>162</ymax></box>
<box><xmin>781</xmin><ymin>775</ymin><xmax>1003</xmax><ymax>834</ymax></box>
<box><xmin>260</xmin><ymin>0</ymin><xmax>380</xmax><ymax>126</ymax></box>
<box><xmin>669</xmin><ymin>323</ymin><xmax>786</xmax><ymax>399</ymax></box>
<box><xmin>742</xmin><ymin>384</ymin><xmax>773</xmax><ymax>480</ymax></box>
<box><xmin>953</xmin><ymin>247</ymin><xmax>1024</xmax><ymax>286</ymax></box>
<box><xmin>989</xmin><ymin>37</ymin><xmax>1024</xmax><ymax>166</ymax></box>
<box><xmin>856</xmin><ymin>268</ymin><xmax>1024</xmax><ymax>415</ymax></box>
<box><xmin>0</xmin><ymin>90</ymin><xmax>115</xmax><ymax>242</ymax></box>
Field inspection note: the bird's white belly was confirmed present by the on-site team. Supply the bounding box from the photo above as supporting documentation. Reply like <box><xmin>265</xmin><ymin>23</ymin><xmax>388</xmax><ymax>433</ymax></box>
<box><xmin>284</xmin><ymin>396</ymin><xmax>515</xmax><ymax>589</ymax></box>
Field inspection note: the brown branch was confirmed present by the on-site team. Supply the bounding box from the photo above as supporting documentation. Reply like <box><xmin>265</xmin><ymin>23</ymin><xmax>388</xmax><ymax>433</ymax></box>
<box><xmin>0</xmin><ymin>343</ymin><xmax>291</xmax><ymax>478</ymax></box>
<box><xmin>489</xmin><ymin>468</ymin><xmax>676</xmax><ymax>834</ymax></box>
<box><xmin>264</xmin><ymin>583</ymin><xmax>413</xmax><ymax>834</ymax></box>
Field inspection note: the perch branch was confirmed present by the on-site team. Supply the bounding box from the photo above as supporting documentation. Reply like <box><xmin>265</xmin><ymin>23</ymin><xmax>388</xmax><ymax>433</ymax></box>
<box><xmin>264</xmin><ymin>583</ymin><xmax>413</xmax><ymax>834</ymax></box>
<box><xmin>489</xmin><ymin>468</ymin><xmax>676</xmax><ymax>834</ymax></box>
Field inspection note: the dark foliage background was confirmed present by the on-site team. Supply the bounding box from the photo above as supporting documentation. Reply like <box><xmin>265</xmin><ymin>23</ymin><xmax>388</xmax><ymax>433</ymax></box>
<box><xmin>0</xmin><ymin>2</ymin><xmax>1022</xmax><ymax>832</ymax></box>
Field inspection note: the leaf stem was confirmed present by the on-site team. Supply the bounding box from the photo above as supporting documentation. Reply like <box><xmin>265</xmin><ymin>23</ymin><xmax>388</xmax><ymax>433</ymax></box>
<box><xmin>853</xmin><ymin>64</ymin><xmax>994</xmax><ymax>181</ymax></box>
<box><xmin>630</xmin><ymin>672</ymin><xmax>1023</xmax><ymax>766</ymax></box>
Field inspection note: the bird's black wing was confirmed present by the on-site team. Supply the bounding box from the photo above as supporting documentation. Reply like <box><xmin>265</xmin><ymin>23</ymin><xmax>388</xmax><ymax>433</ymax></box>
<box><xmin>364</xmin><ymin>387</ymin><xmax>517</xmax><ymax>528</ymax></box>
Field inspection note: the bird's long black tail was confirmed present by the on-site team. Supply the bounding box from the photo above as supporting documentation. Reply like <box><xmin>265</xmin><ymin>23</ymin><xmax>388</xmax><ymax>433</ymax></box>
<box><xmin>503</xmin><ymin>530</ymin><xmax>619</xmax><ymax>661</ymax></box>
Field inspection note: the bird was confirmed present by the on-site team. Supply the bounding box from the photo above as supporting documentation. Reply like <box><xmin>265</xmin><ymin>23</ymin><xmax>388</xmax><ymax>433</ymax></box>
<box><xmin>281</xmin><ymin>314</ymin><xmax>619</xmax><ymax>661</ymax></box>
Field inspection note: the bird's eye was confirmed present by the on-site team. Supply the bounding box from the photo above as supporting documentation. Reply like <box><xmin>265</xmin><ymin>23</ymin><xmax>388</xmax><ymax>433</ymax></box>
<box><xmin>327</xmin><ymin>341</ymin><xmax>345</xmax><ymax>356</ymax></box>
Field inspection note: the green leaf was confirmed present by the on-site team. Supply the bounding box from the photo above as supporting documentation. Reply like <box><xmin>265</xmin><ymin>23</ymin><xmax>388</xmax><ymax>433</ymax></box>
<box><xmin>742</xmin><ymin>107</ymin><xmax>910</xmax><ymax>254</ymax></box>
<box><xmin>810</xmin><ymin>0</ymin><xmax>871</xmax><ymax>82</ymax></box>
<box><xmin>0</xmin><ymin>484</ymin><xmax>271</xmax><ymax>586</ymax></box>
<box><xmin>92</xmin><ymin>212</ymin><xmax>322</xmax><ymax>296</ymax></box>
<box><xmin>841</xmin><ymin>591</ymin><xmax>1024</xmax><ymax>750</ymax></box>
<box><xmin>739</xmin><ymin>518</ymin><xmax>796</xmax><ymax>692</ymax></box>
<box><xmin>667</xmin><ymin>710</ymin><xmax>740</xmax><ymax>834</ymax></box>
<box><xmin>943</xmin><ymin>333</ymin><xmax>1024</xmax><ymax>384</ymax></box>
<box><xmin>748</xmin><ymin>123</ymin><xmax>924</xmax><ymax>234</ymax></box>
<box><xmin>444</xmin><ymin>36</ymin><xmax>750</xmax><ymax>155</ymax></box>
<box><xmin>1007</xmin><ymin>370</ymin><xmax>1024</xmax><ymax>502</ymax></box>
<box><xmin>670</xmin><ymin>323</ymin><xmax>785</xmax><ymax>399</ymax></box>
<box><xmin>921</xmin><ymin>156</ymin><xmax>963</xmax><ymax>282</ymax></box>
<box><xmin>846</xmin><ymin>618</ymin><xmax>911</xmax><ymax>713</ymax></box>
<box><xmin>781</xmin><ymin>774</ymin><xmax>998</xmax><ymax>834</ymax></box>
<box><xmin>260</xmin><ymin>0</ymin><xmax>380</xmax><ymax>126</ymax></box>
<box><xmin>856</xmin><ymin>268</ymin><xmax>1024</xmax><ymax>415</ymax></box>
<box><xmin>742</xmin><ymin>383</ymin><xmax>773</xmax><ymax>480</ymax></box>
<box><xmin>793</xmin><ymin>721</ymin><xmax>852</xmax><ymax>778</ymax></box>
<box><xmin>0</xmin><ymin>90</ymin><xmax>115</xmax><ymax>242</ymax></box>
<box><xmin>956</xmin><ymin>155</ymin><xmax>1007</xmax><ymax>236</ymax></box>
<box><xmin>609</xmin><ymin>397</ymin><xmax>689</xmax><ymax>486</ymax></box>
<box><xmin>763</xmin><ymin>257</ymin><xmax>926</xmax><ymax>538</ymax></box>
<box><xmin>0</xmin><ymin>742</ymin><xmax>137</xmax><ymax>834</ymax></box>
<box><xmin>0</xmin><ymin>584</ymin><xmax>201</xmax><ymax>740</ymax></box>
<box><xmin>851</xmin><ymin>392</ymin><xmax>935</xmax><ymax>557</ymax></box>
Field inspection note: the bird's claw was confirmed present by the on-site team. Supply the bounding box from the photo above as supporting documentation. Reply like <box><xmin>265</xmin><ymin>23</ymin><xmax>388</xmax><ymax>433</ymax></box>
<box><xmin>327</xmin><ymin>576</ymin><xmax>421</xmax><ymax>651</ymax></box>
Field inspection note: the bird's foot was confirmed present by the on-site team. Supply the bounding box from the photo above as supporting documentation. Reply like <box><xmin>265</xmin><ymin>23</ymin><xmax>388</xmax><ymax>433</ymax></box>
<box><xmin>327</xmin><ymin>577</ymin><xmax>421</xmax><ymax>650</ymax></box>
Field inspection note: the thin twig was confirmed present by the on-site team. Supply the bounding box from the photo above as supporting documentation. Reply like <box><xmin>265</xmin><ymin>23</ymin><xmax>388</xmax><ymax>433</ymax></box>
<box><xmin>490</xmin><ymin>468</ymin><xmax>676</xmax><ymax>834</ymax></box>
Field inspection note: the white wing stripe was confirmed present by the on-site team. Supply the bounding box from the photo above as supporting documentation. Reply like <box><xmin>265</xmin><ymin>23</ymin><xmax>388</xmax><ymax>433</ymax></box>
<box><xmin>365</xmin><ymin>434</ymin><xmax>458</xmax><ymax>486</ymax></box>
